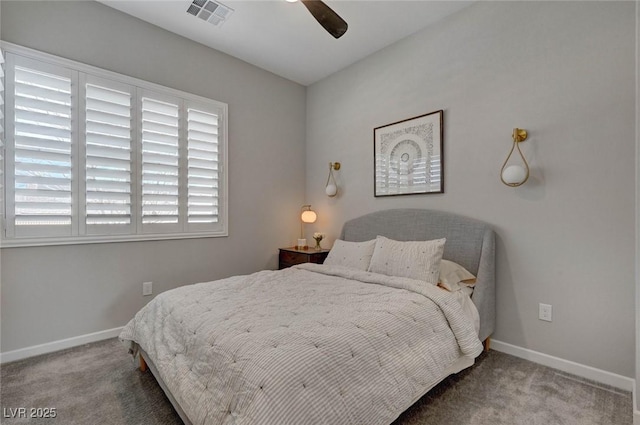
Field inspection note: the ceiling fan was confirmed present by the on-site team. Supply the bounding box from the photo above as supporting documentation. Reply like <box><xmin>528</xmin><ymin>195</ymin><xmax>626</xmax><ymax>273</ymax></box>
<box><xmin>290</xmin><ymin>0</ymin><xmax>348</xmax><ymax>39</ymax></box>
<box><xmin>186</xmin><ymin>0</ymin><xmax>348</xmax><ymax>39</ymax></box>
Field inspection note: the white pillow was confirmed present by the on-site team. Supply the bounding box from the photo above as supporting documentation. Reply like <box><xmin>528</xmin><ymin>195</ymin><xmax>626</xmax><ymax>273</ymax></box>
<box><xmin>438</xmin><ymin>259</ymin><xmax>477</xmax><ymax>292</ymax></box>
<box><xmin>324</xmin><ymin>239</ymin><xmax>376</xmax><ymax>271</ymax></box>
<box><xmin>367</xmin><ymin>236</ymin><xmax>446</xmax><ymax>285</ymax></box>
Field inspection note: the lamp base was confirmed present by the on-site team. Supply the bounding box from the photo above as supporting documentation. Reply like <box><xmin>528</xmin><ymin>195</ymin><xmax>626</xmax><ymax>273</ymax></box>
<box><xmin>296</xmin><ymin>238</ymin><xmax>308</xmax><ymax>249</ymax></box>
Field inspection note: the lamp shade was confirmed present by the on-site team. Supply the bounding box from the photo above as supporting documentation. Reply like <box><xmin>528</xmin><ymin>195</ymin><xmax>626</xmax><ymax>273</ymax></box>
<box><xmin>301</xmin><ymin>210</ymin><xmax>317</xmax><ymax>223</ymax></box>
<box><xmin>502</xmin><ymin>165</ymin><xmax>527</xmax><ymax>185</ymax></box>
<box><xmin>325</xmin><ymin>183</ymin><xmax>337</xmax><ymax>197</ymax></box>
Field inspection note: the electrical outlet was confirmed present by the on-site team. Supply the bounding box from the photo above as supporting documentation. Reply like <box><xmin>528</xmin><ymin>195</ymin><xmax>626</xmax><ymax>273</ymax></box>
<box><xmin>142</xmin><ymin>281</ymin><xmax>153</xmax><ymax>296</ymax></box>
<box><xmin>539</xmin><ymin>303</ymin><xmax>552</xmax><ymax>322</ymax></box>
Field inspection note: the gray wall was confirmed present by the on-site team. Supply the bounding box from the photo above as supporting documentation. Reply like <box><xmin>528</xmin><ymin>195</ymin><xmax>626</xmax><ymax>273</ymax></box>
<box><xmin>306</xmin><ymin>1</ymin><xmax>636</xmax><ymax>378</ymax></box>
<box><xmin>0</xmin><ymin>1</ymin><xmax>306</xmax><ymax>352</ymax></box>
<box><xmin>636</xmin><ymin>0</ymin><xmax>639</xmax><ymax>412</ymax></box>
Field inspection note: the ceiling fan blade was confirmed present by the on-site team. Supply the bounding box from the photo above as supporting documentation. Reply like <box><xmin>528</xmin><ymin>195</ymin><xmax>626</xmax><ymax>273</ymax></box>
<box><xmin>300</xmin><ymin>0</ymin><xmax>348</xmax><ymax>39</ymax></box>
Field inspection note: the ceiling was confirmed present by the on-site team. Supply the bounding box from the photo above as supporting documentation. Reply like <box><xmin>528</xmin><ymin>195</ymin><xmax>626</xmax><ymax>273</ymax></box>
<box><xmin>98</xmin><ymin>0</ymin><xmax>473</xmax><ymax>86</ymax></box>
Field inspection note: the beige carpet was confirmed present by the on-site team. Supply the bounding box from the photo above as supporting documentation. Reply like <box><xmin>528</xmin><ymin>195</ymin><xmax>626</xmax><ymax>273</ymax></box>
<box><xmin>0</xmin><ymin>338</ymin><xmax>632</xmax><ymax>425</ymax></box>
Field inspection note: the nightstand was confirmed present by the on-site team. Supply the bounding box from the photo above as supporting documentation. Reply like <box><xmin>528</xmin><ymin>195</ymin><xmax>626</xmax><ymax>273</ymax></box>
<box><xmin>278</xmin><ymin>247</ymin><xmax>330</xmax><ymax>270</ymax></box>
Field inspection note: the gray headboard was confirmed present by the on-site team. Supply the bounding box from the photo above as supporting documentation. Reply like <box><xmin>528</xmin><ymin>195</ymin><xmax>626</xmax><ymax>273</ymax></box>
<box><xmin>340</xmin><ymin>208</ymin><xmax>495</xmax><ymax>342</ymax></box>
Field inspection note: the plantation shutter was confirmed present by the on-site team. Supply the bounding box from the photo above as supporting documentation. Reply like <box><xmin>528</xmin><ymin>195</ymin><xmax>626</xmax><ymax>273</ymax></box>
<box><xmin>81</xmin><ymin>75</ymin><xmax>134</xmax><ymax>234</ymax></box>
<box><xmin>0</xmin><ymin>50</ymin><xmax>5</xmax><ymax>237</ymax></box>
<box><xmin>140</xmin><ymin>92</ymin><xmax>181</xmax><ymax>233</ymax></box>
<box><xmin>5</xmin><ymin>54</ymin><xmax>77</xmax><ymax>238</ymax></box>
<box><xmin>186</xmin><ymin>103</ymin><xmax>222</xmax><ymax>231</ymax></box>
<box><xmin>0</xmin><ymin>49</ymin><xmax>5</xmax><ymax>145</ymax></box>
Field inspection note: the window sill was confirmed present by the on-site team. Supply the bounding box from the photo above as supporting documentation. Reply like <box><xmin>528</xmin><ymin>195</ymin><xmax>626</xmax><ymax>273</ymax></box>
<box><xmin>0</xmin><ymin>231</ymin><xmax>228</xmax><ymax>248</ymax></box>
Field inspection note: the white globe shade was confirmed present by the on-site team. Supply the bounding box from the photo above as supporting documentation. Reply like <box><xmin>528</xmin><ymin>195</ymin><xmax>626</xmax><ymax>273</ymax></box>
<box><xmin>301</xmin><ymin>210</ymin><xmax>317</xmax><ymax>224</ymax></box>
<box><xmin>325</xmin><ymin>183</ymin><xmax>337</xmax><ymax>197</ymax></box>
<box><xmin>502</xmin><ymin>165</ymin><xmax>527</xmax><ymax>185</ymax></box>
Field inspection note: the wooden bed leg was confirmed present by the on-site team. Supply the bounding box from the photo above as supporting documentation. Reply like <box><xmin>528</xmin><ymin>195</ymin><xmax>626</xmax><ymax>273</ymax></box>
<box><xmin>483</xmin><ymin>337</ymin><xmax>491</xmax><ymax>352</ymax></box>
<box><xmin>139</xmin><ymin>355</ymin><xmax>148</xmax><ymax>372</ymax></box>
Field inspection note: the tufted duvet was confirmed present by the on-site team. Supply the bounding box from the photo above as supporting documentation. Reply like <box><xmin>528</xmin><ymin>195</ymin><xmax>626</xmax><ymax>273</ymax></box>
<box><xmin>120</xmin><ymin>263</ymin><xmax>484</xmax><ymax>425</ymax></box>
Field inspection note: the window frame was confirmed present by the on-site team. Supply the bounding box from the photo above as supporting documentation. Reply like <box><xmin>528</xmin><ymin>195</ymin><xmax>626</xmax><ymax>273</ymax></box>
<box><xmin>0</xmin><ymin>42</ymin><xmax>228</xmax><ymax>248</ymax></box>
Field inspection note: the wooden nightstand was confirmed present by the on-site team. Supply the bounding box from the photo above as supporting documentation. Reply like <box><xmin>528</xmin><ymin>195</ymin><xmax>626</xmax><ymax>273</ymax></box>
<box><xmin>278</xmin><ymin>247</ymin><xmax>330</xmax><ymax>270</ymax></box>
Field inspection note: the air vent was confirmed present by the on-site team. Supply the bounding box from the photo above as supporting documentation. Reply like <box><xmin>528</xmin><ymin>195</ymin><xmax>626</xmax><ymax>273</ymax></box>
<box><xmin>186</xmin><ymin>0</ymin><xmax>233</xmax><ymax>27</ymax></box>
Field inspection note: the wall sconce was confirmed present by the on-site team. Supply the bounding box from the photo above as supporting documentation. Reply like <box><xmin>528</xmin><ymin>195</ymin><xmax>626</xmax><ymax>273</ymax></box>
<box><xmin>500</xmin><ymin>128</ymin><xmax>529</xmax><ymax>187</ymax></box>
<box><xmin>297</xmin><ymin>205</ymin><xmax>317</xmax><ymax>249</ymax></box>
<box><xmin>325</xmin><ymin>162</ymin><xmax>341</xmax><ymax>197</ymax></box>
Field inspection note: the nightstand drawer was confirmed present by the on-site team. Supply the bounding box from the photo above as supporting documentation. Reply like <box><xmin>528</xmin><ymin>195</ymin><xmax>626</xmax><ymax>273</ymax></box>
<box><xmin>279</xmin><ymin>250</ymin><xmax>307</xmax><ymax>266</ymax></box>
<box><xmin>278</xmin><ymin>247</ymin><xmax>330</xmax><ymax>270</ymax></box>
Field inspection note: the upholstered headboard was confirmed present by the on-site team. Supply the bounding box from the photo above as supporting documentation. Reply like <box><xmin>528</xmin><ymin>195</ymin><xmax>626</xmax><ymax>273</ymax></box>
<box><xmin>340</xmin><ymin>208</ymin><xmax>495</xmax><ymax>342</ymax></box>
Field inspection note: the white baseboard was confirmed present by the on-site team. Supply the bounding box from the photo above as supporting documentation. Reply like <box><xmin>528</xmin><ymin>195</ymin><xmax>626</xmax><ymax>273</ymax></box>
<box><xmin>0</xmin><ymin>327</ymin><xmax>123</xmax><ymax>364</ymax></box>
<box><xmin>491</xmin><ymin>339</ymin><xmax>634</xmax><ymax>392</ymax></box>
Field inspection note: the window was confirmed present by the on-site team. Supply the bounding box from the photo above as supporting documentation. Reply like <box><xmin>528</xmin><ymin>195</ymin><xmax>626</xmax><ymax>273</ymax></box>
<box><xmin>0</xmin><ymin>44</ymin><xmax>228</xmax><ymax>247</ymax></box>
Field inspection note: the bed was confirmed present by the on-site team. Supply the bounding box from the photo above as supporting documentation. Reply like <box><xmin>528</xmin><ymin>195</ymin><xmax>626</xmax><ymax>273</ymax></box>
<box><xmin>120</xmin><ymin>208</ymin><xmax>495</xmax><ymax>425</ymax></box>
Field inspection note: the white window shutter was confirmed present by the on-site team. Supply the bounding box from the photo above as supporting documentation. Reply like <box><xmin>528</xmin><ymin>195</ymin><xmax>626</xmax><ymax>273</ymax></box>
<box><xmin>140</xmin><ymin>92</ymin><xmax>181</xmax><ymax>233</ymax></box>
<box><xmin>5</xmin><ymin>54</ymin><xmax>77</xmax><ymax>238</ymax></box>
<box><xmin>0</xmin><ymin>49</ymin><xmax>5</xmax><ymax>141</ymax></box>
<box><xmin>186</xmin><ymin>104</ymin><xmax>221</xmax><ymax>231</ymax></box>
<box><xmin>81</xmin><ymin>75</ymin><xmax>134</xmax><ymax>235</ymax></box>
<box><xmin>1</xmin><ymin>49</ymin><xmax>5</xmax><ymax>239</ymax></box>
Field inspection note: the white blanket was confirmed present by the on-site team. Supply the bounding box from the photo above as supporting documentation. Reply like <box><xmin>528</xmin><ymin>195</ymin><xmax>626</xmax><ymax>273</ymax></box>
<box><xmin>120</xmin><ymin>264</ymin><xmax>483</xmax><ymax>425</ymax></box>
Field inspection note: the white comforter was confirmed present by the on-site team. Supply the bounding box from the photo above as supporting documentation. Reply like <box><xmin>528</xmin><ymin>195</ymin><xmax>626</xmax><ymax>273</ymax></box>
<box><xmin>120</xmin><ymin>264</ymin><xmax>483</xmax><ymax>425</ymax></box>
